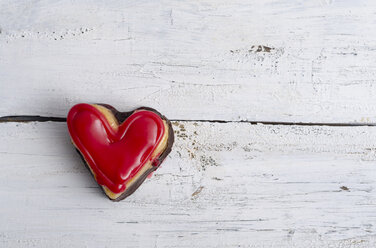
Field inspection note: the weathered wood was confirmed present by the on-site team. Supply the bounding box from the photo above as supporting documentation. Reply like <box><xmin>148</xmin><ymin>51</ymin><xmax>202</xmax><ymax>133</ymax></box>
<box><xmin>1</xmin><ymin>121</ymin><xmax>376</xmax><ymax>247</ymax></box>
<box><xmin>1</xmin><ymin>0</ymin><xmax>376</xmax><ymax>246</ymax></box>
<box><xmin>1</xmin><ymin>1</ymin><xmax>376</xmax><ymax>123</ymax></box>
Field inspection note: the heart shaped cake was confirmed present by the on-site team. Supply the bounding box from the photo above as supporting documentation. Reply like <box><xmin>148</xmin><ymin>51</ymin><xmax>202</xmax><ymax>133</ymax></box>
<box><xmin>67</xmin><ymin>103</ymin><xmax>174</xmax><ymax>201</ymax></box>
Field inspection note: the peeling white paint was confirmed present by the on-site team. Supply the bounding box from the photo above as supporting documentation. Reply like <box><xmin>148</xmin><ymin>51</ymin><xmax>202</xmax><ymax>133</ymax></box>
<box><xmin>1</xmin><ymin>122</ymin><xmax>376</xmax><ymax>247</ymax></box>
<box><xmin>1</xmin><ymin>0</ymin><xmax>376</xmax><ymax>247</ymax></box>
<box><xmin>1</xmin><ymin>0</ymin><xmax>376</xmax><ymax>122</ymax></box>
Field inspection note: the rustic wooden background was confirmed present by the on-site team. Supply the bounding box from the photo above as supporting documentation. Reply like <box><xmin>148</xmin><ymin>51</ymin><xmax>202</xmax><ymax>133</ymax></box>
<box><xmin>1</xmin><ymin>0</ymin><xmax>376</xmax><ymax>247</ymax></box>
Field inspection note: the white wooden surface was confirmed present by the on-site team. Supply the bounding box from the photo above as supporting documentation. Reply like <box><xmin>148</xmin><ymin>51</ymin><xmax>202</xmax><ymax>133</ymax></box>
<box><xmin>1</xmin><ymin>0</ymin><xmax>376</xmax><ymax>247</ymax></box>
<box><xmin>1</xmin><ymin>122</ymin><xmax>376</xmax><ymax>247</ymax></box>
<box><xmin>1</xmin><ymin>0</ymin><xmax>376</xmax><ymax>123</ymax></box>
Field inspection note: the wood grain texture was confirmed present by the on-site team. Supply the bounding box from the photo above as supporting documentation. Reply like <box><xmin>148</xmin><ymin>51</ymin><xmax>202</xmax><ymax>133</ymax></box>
<box><xmin>1</xmin><ymin>121</ymin><xmax>376</xmax><ymax>247</ymax></box>
<box><xmin>1</xmin><ymin>0</ymin><xmax>376</xmax><ymax>123</ymax></box>
<box><xmin>1</xmin><ymin>0</ymin><xmax>376</xmax><ymax>247</ymax></box>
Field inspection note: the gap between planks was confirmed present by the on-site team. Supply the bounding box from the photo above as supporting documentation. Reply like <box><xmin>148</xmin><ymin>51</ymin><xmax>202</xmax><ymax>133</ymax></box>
<box><xmin>2</xmin><ymin>115</ymin><xmax>376</xmax><ymax>127</ymax></box>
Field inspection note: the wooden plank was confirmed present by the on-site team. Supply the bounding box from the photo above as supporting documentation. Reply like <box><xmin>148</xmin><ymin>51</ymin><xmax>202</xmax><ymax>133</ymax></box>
<box><xmin>1</xmin><ymin>121</ymin><xmax>376</xmax><ymax>247</ymax></box>
<box><xmin>1</xmin><ymin>1</ymin><xmax>376</xmax><ymax>123</ymax></box>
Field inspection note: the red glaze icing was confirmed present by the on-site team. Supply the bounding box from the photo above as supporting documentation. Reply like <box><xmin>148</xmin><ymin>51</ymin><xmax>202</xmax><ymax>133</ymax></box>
<box><xmin>67</xmin><ymin>103</ymin><xmax>166</xmax><ymax>194</ymax></box>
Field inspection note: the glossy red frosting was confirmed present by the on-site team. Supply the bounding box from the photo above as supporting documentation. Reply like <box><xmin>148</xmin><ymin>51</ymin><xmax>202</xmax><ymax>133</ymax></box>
<box><xmin>67</xmin><ymin>103</ymin><xmax>166</xmax><ymax>194</ymax></box>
